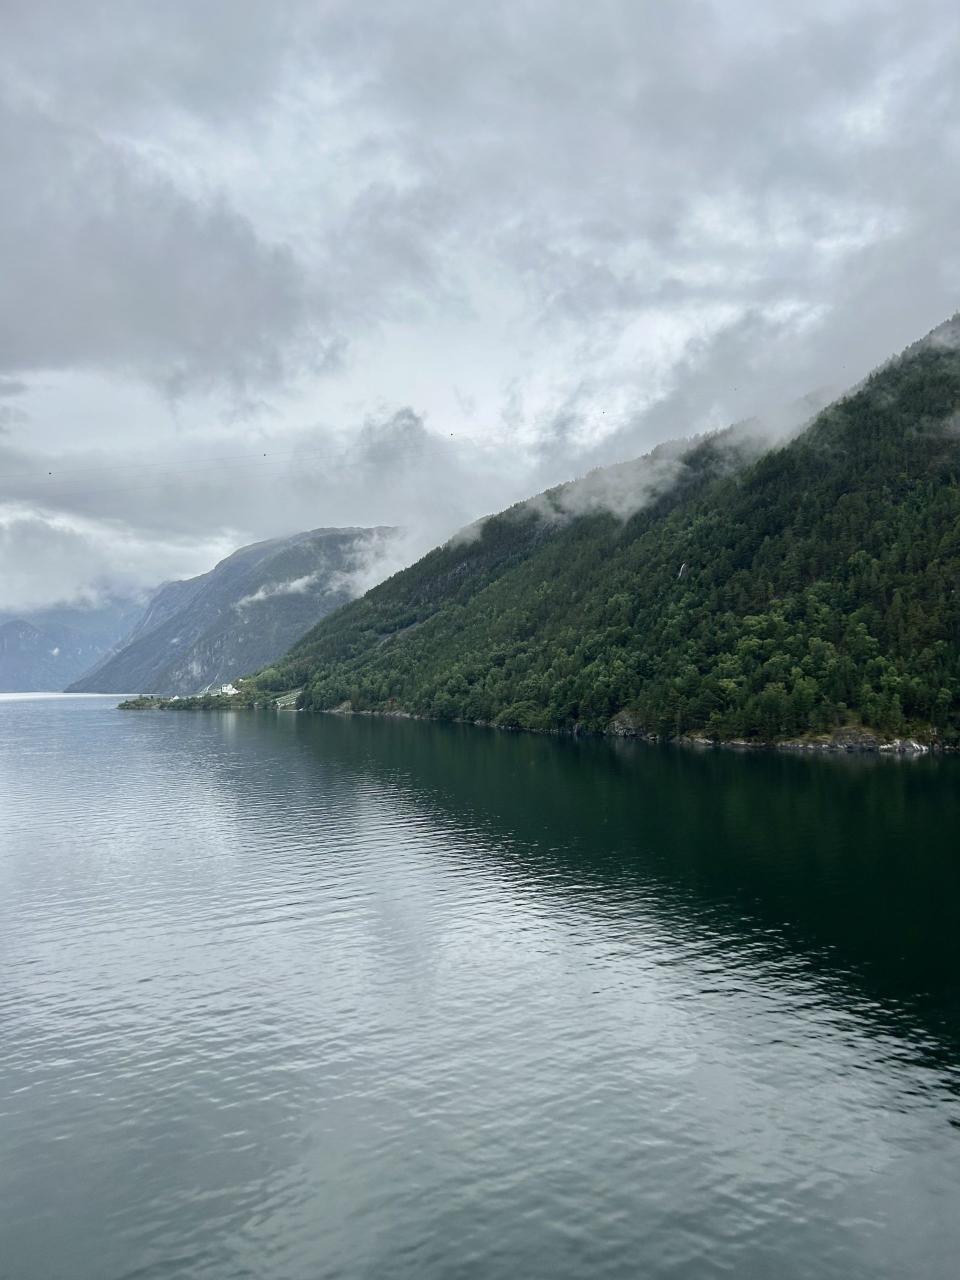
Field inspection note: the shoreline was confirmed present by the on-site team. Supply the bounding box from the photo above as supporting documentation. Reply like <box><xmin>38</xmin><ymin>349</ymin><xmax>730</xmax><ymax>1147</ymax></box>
<box><xmin>327</xmin><ymin>706</ymin><xmax>953</xmax><ymax>756</ymax></box>
<box><xmin>118</xmin><ymin>694</ymin><xmax>956</xmax><ymax>755</ymax></box>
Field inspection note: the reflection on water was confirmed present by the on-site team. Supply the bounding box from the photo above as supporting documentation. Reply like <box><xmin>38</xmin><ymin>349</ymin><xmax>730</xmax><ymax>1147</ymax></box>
<box><xmin>1</xmin><ymin>696</ymin><xmax>958</xmax><ymax>1279</ymax></box>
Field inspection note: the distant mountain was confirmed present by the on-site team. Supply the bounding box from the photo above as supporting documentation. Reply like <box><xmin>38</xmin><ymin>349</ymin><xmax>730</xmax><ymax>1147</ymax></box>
<box><xmin>248</xmin><ymin>316</ymin><xmax>960</xmax><ymax>746</ymax></box>
<box><xmin>68</xmin><ymin>527</ymin><xmax>395</xmax><ymax>695</ymax></box>
<box><xmin>0</xmin><ymin>598</ymin><xmax>145</xmax><ymax>692</ymax></box>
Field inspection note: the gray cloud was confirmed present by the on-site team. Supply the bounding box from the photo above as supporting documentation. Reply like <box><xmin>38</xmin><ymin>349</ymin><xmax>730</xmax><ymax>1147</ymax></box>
<box><xmin>0</xmin><ymin>101</ymin><xmax>333</xmax><ymax>398</ymax></box>
<box><xmin>0</xmin><ymin>504</ymin><xmax>235</xmax><ymax>613</ymax></box>
<box><xmin>0</xmin><ymin>407</ymin><xmax>519</xmax><ymax>607</ymax></box>
<box><xmin>1</xmin><ymin>0</ymin><xmax>959</xmax><ymax>609</ymax></box>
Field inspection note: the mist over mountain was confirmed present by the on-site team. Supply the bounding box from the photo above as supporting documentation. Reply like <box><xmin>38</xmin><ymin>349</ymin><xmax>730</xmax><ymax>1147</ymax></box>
<box><xmin>4</xmin><ymin>2</ymin><xmax>960</xmax><ymax>619</ymax></box>
<box><xmin>245</xmin><ymin>318</ymin><xmax>960</xmax><ymax>745</ymax></box>
<box><xmin>69</xmin><ymin>527</ymin><xmax>396</xmax><ymax>696</ymax></box>
<box><xmin>0</xmin><ymin>597</ymin><xmax>144</xmax><ymax>692</ymax></box>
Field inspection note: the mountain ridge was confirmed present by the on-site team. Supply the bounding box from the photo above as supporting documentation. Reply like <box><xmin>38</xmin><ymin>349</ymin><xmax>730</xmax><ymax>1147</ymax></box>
<box><xmin>0</xmin><ymin>597</ymin><xmax>145</xmax><ymax>692</ymax></box>
<box><xmin>238</xmin><ymin>315</ymin><xmax>960</xmax><ymax>745</ymax></box>
<box><xmin>70</xmin><ymin>526</ymin><xmax>396</xmax><ymax>695</ymax></box>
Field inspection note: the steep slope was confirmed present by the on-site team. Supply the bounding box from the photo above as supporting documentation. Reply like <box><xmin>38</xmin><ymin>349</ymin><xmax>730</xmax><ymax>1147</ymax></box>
<box><xmin>256</xmin><ymin>319</ymin><xmax>960</xmax><ymax>744</ymax></box>
<box><xmin>69</xmin><ymin>527</ymin><xmax>394</xmax><ymax>695</ymax></box>
<box><xmin>0</xmin><ymin>598</ymin><xmax>144</xmax><ymax>692</ymax></box>
<box><xmin>0</xmin><ymin>620</ymin><xmax>92</xmax><ymax>692</ymax></box>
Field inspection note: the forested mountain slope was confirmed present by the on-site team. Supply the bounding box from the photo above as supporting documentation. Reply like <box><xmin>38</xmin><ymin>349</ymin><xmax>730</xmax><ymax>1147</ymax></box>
<box><xmin>69</xmin><ymin>527</ymin><xmax>394</xmax><ymax>695</ymax></box>
<box><xmin>256</xmin><ymin>320</ymin><xmax>960</xmax><ymax>744</ymax></box>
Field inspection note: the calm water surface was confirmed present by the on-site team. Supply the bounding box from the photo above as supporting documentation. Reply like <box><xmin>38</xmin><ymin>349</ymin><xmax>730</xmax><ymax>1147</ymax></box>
<box><xmin>1</xmin><ymin>694</ymin><xmax>959</xmax><ymax>1279</ymax></box>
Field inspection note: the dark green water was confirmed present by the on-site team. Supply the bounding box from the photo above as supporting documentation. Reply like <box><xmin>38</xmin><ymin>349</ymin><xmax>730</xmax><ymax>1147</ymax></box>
<box><xmin>1</xmin><ymin>695</ymin><xmax>959</xmax><ymax>1279</ymax></box>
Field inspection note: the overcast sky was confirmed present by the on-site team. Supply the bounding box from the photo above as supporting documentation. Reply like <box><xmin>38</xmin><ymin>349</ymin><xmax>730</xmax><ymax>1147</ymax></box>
<box><xmin>1</xmin><ymin>0</ymin><xmax>959</xmax><ymax>610</ymax></box>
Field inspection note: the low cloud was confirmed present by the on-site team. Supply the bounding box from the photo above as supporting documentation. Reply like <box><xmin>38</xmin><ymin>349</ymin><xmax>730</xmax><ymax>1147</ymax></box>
<box><xmin>2</xmin><ymin>2</ymin><xmax>960</xmax><ymax>609</ymax></box>
<box><xmin>0</xmin><ymin>504</ymin><xmax>235</xmax><ymax>614</ymax></box>
<box><xmin>325</xmin><ymin>527</ymin><xmax>425</xmax><ymax>597</ymax></box>
<box><xmin>0</xmin><ymin>103</ymin><xmax>334</xmax><ymax>401</ymax></box>
<box><xmin>235</xmin><ymin>571</ymin><xmax>322</xmax><ymax>608</ymax></box>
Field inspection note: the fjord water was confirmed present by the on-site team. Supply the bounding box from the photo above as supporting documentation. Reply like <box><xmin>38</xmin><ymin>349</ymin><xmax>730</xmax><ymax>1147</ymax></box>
<box><xmin>1</xmin><ymin>697</ymin><xmax>959</xmax><ymax>1280</ymax></box>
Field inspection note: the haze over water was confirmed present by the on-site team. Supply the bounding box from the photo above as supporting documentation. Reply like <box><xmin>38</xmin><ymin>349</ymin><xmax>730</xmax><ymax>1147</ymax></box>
<box><xmin>1</xmin><ymin>695</ymin><xmax>959</xmax><ymax>1279</ymax></box>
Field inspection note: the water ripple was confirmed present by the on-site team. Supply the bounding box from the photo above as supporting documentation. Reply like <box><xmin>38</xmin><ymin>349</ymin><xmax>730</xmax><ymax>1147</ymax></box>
<box><xmin>1</xmin><ymin>695</ymin><xmax>959</xmax><ymax>1279</ymax></box>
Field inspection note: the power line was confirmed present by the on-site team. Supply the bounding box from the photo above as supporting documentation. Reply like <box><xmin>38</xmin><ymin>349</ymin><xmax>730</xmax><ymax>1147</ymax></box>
<box><xmin>0</xmin><ymin>435</ymin><xmax>481</xmax><ymax>505</ymax></box>
<box><xmin>2</xmin><ymin>434</ymin><xmax>462</xmax><ymax>483</ymax></box>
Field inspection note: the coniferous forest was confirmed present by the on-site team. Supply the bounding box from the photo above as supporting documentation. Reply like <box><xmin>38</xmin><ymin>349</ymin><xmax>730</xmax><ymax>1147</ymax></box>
<box><xmin>248</xmin><ymin>324</ymin><xmax>960</xmax><ymax>745</ymax></box>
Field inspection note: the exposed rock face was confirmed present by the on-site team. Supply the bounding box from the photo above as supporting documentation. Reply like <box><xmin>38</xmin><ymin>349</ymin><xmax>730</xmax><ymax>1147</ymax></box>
<box><xmin>777</xmin><ymin>731</ymin><xmax>933</xmax><ymax>754</ymax></box>
<box><xmin>68</xmin><ymin>527</ymin><xmax>396</xmax><ymax>696</ymax></box>
<box><xmin>605</xmin><ymin>714</ymin><xmax>939</xmax><ymax>753</ymax></box>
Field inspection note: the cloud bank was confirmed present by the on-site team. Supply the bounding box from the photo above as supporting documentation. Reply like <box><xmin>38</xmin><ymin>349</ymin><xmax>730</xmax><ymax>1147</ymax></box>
<box><xmin>1</xmin><ymin>1</ymin><xmax>959</xmax><ymax>609</ymax></box>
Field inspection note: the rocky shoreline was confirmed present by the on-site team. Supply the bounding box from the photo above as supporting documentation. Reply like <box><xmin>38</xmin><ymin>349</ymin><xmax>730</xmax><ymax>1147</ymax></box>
<box><xmin>604</xmin><ymin>711</ymin><xmax>953</xmax><ymax>754</ymax></box>
<box><xmin>679</xmin><ymin>733</ymin><xmax>941</xmax><ymax>755</ymax></box>
<box><xmin>119</xmin><ymin>694</ymin><xmax>955</xmax><ymax>754</ymax></box>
